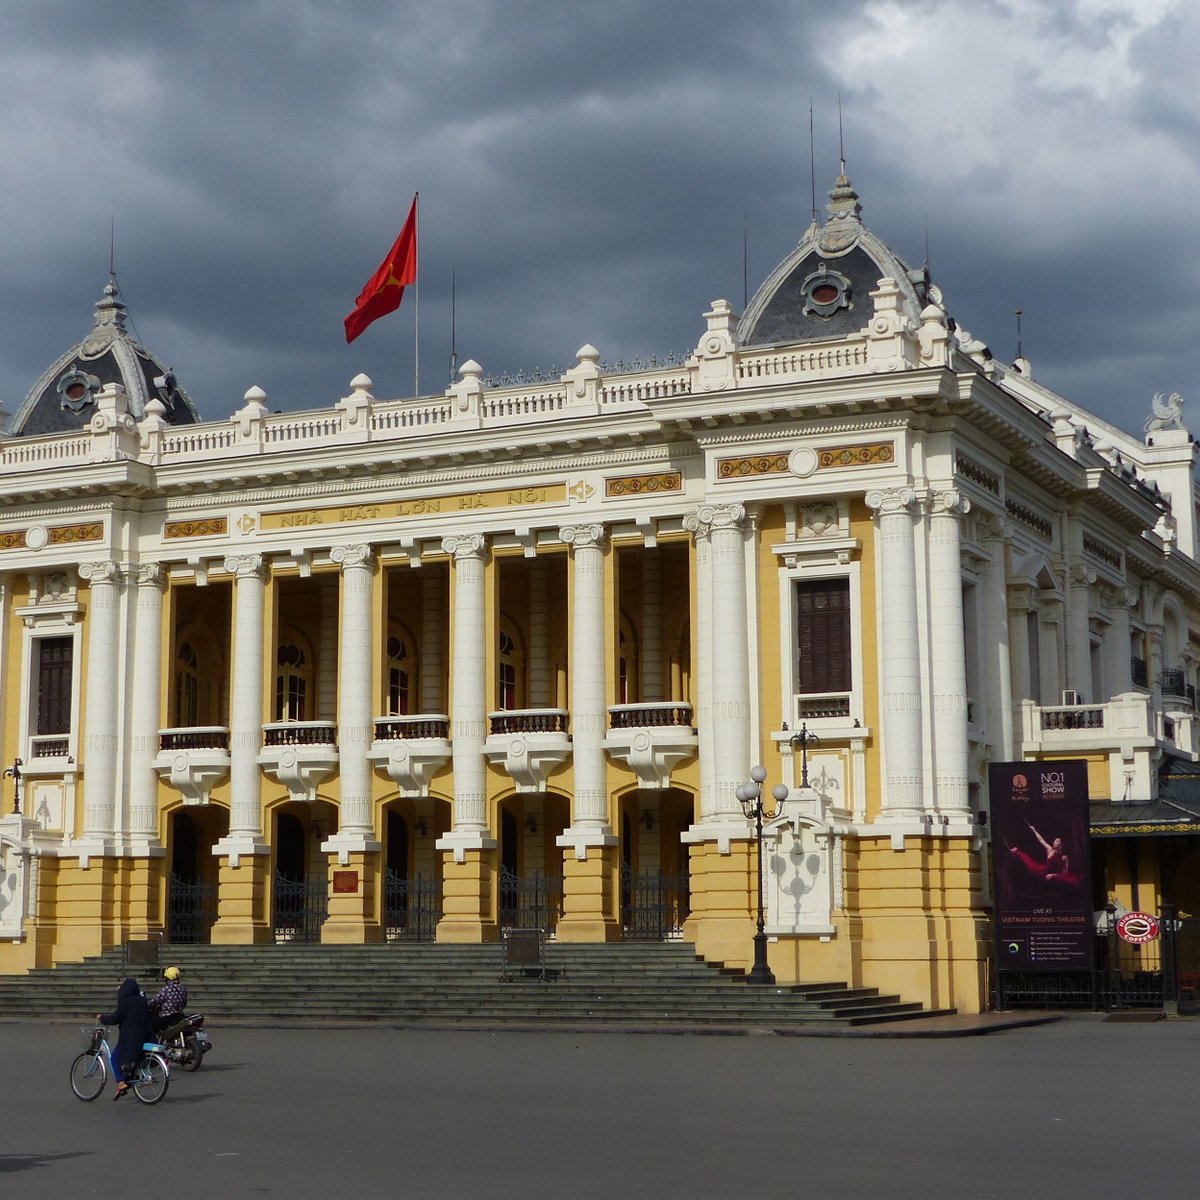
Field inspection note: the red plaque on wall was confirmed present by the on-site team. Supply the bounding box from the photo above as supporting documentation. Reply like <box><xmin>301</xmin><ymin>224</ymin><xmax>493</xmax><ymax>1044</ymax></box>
<box><xmin>332</xmin><ymin>870</ymin><xmax>359</xmax><ymax>894</ymax></box>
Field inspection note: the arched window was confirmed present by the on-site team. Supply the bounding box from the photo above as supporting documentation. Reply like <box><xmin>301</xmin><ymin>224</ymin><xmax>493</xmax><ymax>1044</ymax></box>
<box><xmin>275</xmin><ymin>640</ymin><xmax>310</xmax><ymax>722</ymax></box>
<box><xmin>387</xmin><ymin>633</ymin><xmax>411</xmax><ymax>716</ymax></box>
<box><xmin>498</xmin><ymin>621</ymin><xmax>524</xmax><ymax>710</ymax></box>
<box><xmin>175</xmin><ymin>640</ymin><xmax>200</xmax><ymax>728</ymax></box>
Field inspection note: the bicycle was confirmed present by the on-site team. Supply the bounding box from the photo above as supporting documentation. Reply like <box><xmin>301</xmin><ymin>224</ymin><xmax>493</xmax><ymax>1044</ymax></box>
<box><xmin>70</xmin><ymin>1026</ymin><xmax>171</xmax><ymax>1105</ymax></box>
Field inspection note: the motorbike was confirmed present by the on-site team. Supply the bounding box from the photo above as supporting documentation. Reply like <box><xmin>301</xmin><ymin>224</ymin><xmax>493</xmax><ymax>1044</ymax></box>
<box><xmin>156</xmin><ymin>1014</ymin><xmax>212</xmax><ymax>1072</ymax></box>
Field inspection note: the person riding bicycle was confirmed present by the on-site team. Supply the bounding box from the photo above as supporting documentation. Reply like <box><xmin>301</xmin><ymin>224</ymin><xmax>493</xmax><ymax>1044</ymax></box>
<box><xmin>147</xmin><ymin>965</ymin><xmax>189</xmax><ymax>1034</ymax></box>
<box><xmin>96</xmin><ymin>976</ymin><xmax>153</xmax><ymax>1101</ymax></box>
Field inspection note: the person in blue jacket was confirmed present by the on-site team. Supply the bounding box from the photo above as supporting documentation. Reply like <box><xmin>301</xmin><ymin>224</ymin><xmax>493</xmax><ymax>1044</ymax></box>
<box><xmin>97</xmin><ymin>977</ymin><xmax>153</xmax><ymax>1100</ymax></box>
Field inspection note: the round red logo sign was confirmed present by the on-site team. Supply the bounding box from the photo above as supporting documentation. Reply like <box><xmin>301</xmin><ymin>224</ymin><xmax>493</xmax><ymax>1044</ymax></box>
<box><xmin>1116</xmin><ymin>912</ymin><xmax>1160</xmax><ymax>944</ymax></box>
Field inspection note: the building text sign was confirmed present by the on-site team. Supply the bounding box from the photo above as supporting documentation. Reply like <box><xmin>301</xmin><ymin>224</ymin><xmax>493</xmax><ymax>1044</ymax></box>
<box><xmin>989</xmin><ymin>760</ymin><xmax>1092</xmax><ymax>972</ymax></box>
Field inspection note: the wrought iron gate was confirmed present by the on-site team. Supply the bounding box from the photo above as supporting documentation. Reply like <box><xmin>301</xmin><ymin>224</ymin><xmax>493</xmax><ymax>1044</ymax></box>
<box><xmin>383</xmin><ymin>870</ymin><xmax>442</xmax><ymax>942</ymax></box>
<box><xmin>498</xmin><ymin>866</ymin><xmax>564</xmax><ymax>934</ymax></box>
<box><xmin>166</xmin><ymin>873</ymin><xmax>218</xmax><ymax>944</ymax></box>
<box><xmin>272</xmin><ymin>872</ymin><xmax>328</xmax><ymax>943</ymax></box>
<box><xmin>621</xmin><ymin>867</ymin><xmax>690</xmax><ymax>941</ymax></box>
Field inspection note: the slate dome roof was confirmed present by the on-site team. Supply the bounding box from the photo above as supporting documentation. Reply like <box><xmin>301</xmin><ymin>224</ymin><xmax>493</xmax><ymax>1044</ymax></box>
<box><xmin>738</xmin><ymin>173</ymin><xmax>933</xmax><ymax>348</ymax></box>
<box><xmin>7</xmin><ymin>278</ymin><xmax>200</xmax><ymax>437</ymax></box>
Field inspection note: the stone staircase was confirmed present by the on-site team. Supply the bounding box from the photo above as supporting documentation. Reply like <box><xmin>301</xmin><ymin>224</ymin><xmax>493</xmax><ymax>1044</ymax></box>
<box><xmin>0</xmin><ymin>942</ymin><xmax>952</xmax><ymax>1030</ymax></box>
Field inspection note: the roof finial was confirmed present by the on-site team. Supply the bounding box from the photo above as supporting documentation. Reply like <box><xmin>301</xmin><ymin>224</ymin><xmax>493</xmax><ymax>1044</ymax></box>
<box><xmin>809</xmin><ymin>100</ymin><xmax>818</xmax><ymax>228</ymax></box>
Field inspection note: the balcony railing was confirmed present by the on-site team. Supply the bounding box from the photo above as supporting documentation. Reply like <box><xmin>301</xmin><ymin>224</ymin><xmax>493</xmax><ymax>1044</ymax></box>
<box><xmin>608</xmin><ymin>702</ymin><xmax>694</xmax><ymax>730</ymax></box>
<box><xmin>794</xmin><ymin>692</ymin><xmax>852</xmax><ymax>721</ymax></box>
<box><xmin>1040</xmin><ymin>705</ymin><xmax>1105</xmax><ymax>731</ymax></box>
<box><xmin>29</xmin><ymin>735</ymin><xmax>71</xmax><ymax>758</ymax></box>
<box><xmin>489</xmin><ymin>709</ymin><xmax>569</xmax><ymax>735</ymax></box>
<box><xmin>159</xmin><ymin>727</ymin><xmax>230</xmax><ymax>751</ymax></box>
<box><xmin>1161</xmin><ymin>667</ymin><xmax>1191</xmax><ymax>704</ymax></box>
<box><xmin>374</xmin><ymin>715</ymin><xmax>451</xmax><ymax>740</ymax></box>
<box><xmin>262</xmin><ymin>721</ymin><xmax>338</xmax><ymax>747</ymax></box>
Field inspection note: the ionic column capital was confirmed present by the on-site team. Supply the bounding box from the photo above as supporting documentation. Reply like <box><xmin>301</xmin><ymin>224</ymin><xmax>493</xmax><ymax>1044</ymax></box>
<box><xmin>136</xmin><ymin>563</ymin><xmax>167</xmax><ymax>590</ymax></box>
<box><xmin>932</xmin><ymin>489</ymin><xmax>971</xmax><ymax>518</ymax></box>
<box><xmin>685</xmin><ymin>502</ymin><xmax>746</xmax><ymax>538</ymax></box>
<box><xmin>79</xmin><ymin>559</ymin><xmax>122</xmax><ymax>586</ymax></box>
<box><xmin>865</xmin><ymin>487</ymin><xmax>917</xmax><ymax>518</ymax></box>
<box><xmin>441</xmin><ymin>533</ymin><xmax>487</xmax><ymax>561</ymax></box>
<box><xmin>559</xmin><ymin>523</ymin><xmax>606</xmax><ymax>550</ymax></box>
<box><xmin>223</xmin><ymin>553</ymin><xmax>267</xmax><ymax>581</ymax></box>
<box><xmin>331</xmin><ymin>544</ymin><xmax>376</xmax><ymax>572</ymax></box>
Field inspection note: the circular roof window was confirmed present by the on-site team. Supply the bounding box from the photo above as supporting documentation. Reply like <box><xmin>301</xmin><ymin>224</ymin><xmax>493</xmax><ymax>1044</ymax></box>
<box><xmin>56</xmin><ymin>369</ymin><xmax>100</xmax><ymax>414</ymax></box>
<box><xmin>799</xmin><ymin>263</ymin><xmax>851</xmax><ymax>318</ymax></box>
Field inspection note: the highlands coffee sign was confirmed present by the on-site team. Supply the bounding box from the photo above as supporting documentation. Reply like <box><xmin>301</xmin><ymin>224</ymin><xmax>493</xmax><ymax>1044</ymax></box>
<box><xmin>989</xmin><ymin>761</ymin><xmax>1092</xmax><ymax>972</ymax></box>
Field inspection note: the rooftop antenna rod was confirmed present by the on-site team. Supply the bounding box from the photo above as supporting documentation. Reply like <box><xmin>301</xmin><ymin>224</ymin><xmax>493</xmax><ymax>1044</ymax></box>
<box><xmin>809</xmin><ymin>100</ymin><xmax>818</xmax><ymax>225</ymax></box>
<box><xmin>1015</xmin><ymin>308</ymin><xmax>1023</xmax><ymax>360</ymax></box>
<box><xmin>449</xmin><ymin>266</ymin><xmax>458</xmax><ymax>384</ymax></box>
<box><xmin>924</xmin><ymin>212</ymin><xmax>930</xmax><ymax>270</ymax></box>
<box><xmin>743</xmin><ymin>217</ymin><xmax>748</xmax><ymax>311</ymax></box>
<box><xmin>109</xmin><ymin>218</ymin><xmax>116</xmax><ymax>281</ymax></box>
<box><xmin>838</xmin><ymin>91</ymin><xmax>846</xmax><ymax>175</ymax></box>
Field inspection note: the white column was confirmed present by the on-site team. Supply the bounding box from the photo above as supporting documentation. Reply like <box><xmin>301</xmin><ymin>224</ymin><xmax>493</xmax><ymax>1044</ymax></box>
<box><xmin>705</xmin><ymin>504</ymin><xmax>752</xmax><ymax>818</ymax></box>
<box><xmin>688</xmin><ymin>518</ymin><xmax>715</xmax><ymax>819</ymax></box>
<box><xmin>980</xmin><ymin>521</ymin><xmax>1015</xmax><ymax>760</ymax></box>
<box><xmin>1067</xmin><ymin>562</ymin><xmax>1095</xmax><ymax>700</ymax></box>
<box><xmin>215</xmin><ymin>554</ymin><xmax>268</xmax><ymax>862</ymax></box>
<box><xmin>436</xmin><ymin>535</ymin><xmax>494</xmax><ymax>860</ymax></box>
<box><xmin>327</xmin><ymin>545</ymin><xmax>380</xmax><ymax>855</ymax></box>
<box><xmin>557</xmin><ymin>524</ymin><xmax>614</xmax><ymax>849</ymax></box>
<box><xmin>867</xmin><ymin>488</ymin><xmax>924</xmax><ymax>817</ymax></box>
<box><xmin>1102</xmin><ymin>586</ymin><xmax>1134</xmax><ymax>699</ymax></box>
<box><xmin>79</xmin><ymin>560</ymin><xmax>122</xmax><ymax>847</ymax></box>
<box><xmin>128</xmin><ymin>563</ymin><xmax>166</xmax><ymax>850</ymax></box>
<box><xmin>420</xmin><ymin>566</ymin><xmax>444</xmax><ymax>713</ymax></box>
<box><xmin>928</xmin><ymin>491</ymin><xmax>971</xmax><ymax>814</ymax></box>
<box><xmin>641</xmin><ymin>550</ymin><xmax>663</xmax><ymax>702</ymax></box>
<box><xmin>528</xmin><ymin>559</ymin><xmax>551</xmax><ymax>708</ymax></box>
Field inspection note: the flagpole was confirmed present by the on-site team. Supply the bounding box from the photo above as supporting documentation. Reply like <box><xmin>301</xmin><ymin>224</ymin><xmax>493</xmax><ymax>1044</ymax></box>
<box><xmin>414</xmin><ymin>192</ymin><xmax>420</xmax><ymax>397</ymax></box>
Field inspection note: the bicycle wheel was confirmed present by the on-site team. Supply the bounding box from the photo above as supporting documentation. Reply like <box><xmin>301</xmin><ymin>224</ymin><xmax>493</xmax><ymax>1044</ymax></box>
<box><xmin>70</xmin><ymin>1051</ymin><xmax>107</xmax><ymax>1101</ymax></box>
<box><xmin>132</xmin><ymin>1053</ymin><xmax>170</xmax><ymax>1105</ymax></box>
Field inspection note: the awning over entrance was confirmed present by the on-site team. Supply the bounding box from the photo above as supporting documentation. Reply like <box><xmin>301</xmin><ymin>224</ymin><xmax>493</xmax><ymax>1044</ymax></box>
<box><xmin>1090</xmin><ymin>756</ymin><xmax>1200</xmax><ymax>837</ymax></box>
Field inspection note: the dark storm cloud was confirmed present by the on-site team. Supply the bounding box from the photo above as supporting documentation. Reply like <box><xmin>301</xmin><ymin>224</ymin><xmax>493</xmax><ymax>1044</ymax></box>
<box><xmin>1</xmin><ymin>0</ymin><xmax>1196</xmax><ymax>436</ymax></box>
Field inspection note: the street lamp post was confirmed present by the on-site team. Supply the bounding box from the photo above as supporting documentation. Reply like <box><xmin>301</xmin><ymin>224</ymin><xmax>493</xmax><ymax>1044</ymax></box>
<box><xmin>3</xmin><ymin>757</ymin><xmax>21</xmax><ymax>816</ymax></box>
<box><xmin>736</xmin><ymin>765</ymin><xmax>789</xmax><ymax>986</ymax></box>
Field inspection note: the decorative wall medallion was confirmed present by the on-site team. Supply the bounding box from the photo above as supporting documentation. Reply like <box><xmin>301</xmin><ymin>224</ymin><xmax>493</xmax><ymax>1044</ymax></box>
<box><xmin>788</xmin><ymin>448</ymin><xmax>818</xmax><ymax>478</ymax></box>
<box><xmin>48</xmin><ymin>522</ymin><xmax>103</xmax><ymax>545</ymax></box>
<box><xmin>799</xmin><ymin>263</ymin><xmax>852</xmax><ymax>318</ymax></box>
<box><xmin>236</xmin><ymin>514</ymin><xmax>257</xmax><ymax>535</ymax></box>
<box><xmin>165</xmin><ymin>517</ymin><xmax>228</xmax><ymax>540</ymax></box>
<box><xmin>56</xmin><ymin>368</ymin><xmax>100</xmax><ymax>414</ymax></box>
<box><xmin>817</xmin><ymin>442</ymin><xmax>894</xmax><ymax>470</ymax></box>
<box><xmin>0</xmin><ymin>529</ymin><xmax>28</xmax><ymax>551</ymax></box>
<box><xmin>569</xmin><ymin>480</ymin><xmax>595</xmax><ymax>503</ymax></box>
<box><xmin>605</xmin><ymin>471</ymin><xmax>682</xmax><ymax>498</ymax></box>
<box><xmin>717</xmin><ymin>453</ymin><xmax>789</xmax><ymax>479</ymax></box>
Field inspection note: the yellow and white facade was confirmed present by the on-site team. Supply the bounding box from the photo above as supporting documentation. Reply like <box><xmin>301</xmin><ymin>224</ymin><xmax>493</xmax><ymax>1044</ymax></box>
<box><xmin>1</xmin><ymin>176</ymin><xmax>1197</xmax><ymax>1014</ymax></box>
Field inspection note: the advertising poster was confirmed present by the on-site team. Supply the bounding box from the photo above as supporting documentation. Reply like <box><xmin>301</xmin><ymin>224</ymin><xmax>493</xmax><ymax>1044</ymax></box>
<box><xmin>989</xmin><ymin>760</ymin><xmax>1092</xmax><ymax>972</ymax></box>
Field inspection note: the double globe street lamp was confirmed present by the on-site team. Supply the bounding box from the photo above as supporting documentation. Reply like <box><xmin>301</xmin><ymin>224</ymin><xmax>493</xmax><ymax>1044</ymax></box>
<box><xmin>735</xmin><ymin>724</ymin><xmax>820</xmax><ymax>987</ymax></box>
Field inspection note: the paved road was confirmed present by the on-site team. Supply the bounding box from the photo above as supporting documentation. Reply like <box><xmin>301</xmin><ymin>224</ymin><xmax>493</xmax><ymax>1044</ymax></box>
<box><xmin>2</xmin><ymin>1016</ymin><xmax>1195</xmax><ymax>1198</ymax></box>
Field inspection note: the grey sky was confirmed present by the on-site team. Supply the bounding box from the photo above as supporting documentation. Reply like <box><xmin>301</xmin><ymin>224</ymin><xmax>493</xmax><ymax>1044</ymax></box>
<box><xmin>1</xmin><ymin>0</ymin><xmax>1196</xmax><ymax>436</ymax></box>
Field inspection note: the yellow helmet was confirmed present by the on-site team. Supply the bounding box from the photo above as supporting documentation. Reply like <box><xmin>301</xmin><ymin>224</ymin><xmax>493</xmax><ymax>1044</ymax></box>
<box><xmin>163</xmin><ymin>965</ymin><xmax>182</xmax><ymax>981</ymax></box>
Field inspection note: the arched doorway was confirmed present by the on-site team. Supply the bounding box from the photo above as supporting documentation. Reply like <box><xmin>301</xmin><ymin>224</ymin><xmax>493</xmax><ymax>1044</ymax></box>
<box><xmin>620</xmin><ymin>789</ymin><xmax>693</xmax><ymax>940</ymax></box>
<box><xmin>382</xmin><ymin>807</ymin><xmax>442</xmax><ymax>942</ymax></box>
<box><xmin>166</xmin><ymin>806</ymin><xmax>228</xmax><ymax>944</ymax></box>
<box><xmin>498</xmin><ymin>799</ymin><xmax>564</xmax><ymax>934</ymax></box>
<box><xmin>271</xmin><ymin>805</ymin><xmax>330</xmax><ymax>943</ymax></box>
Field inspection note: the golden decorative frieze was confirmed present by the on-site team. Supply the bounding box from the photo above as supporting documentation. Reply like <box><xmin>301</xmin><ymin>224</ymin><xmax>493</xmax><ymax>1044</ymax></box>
<box><xmin>717</xmin><ymin>454</ymin><xmax>789</xmax><ymax>479</ymax></box>
<box><xmin>606</xmin><ymin>470</ymin><xmax>682</xmax><ymax>497</ymax></box>
<box><xmin>0</xmin><ymin>530</ymin><xmax>27</xmax><ymax>551</ymax></box>
<box><xmin>818</xmin><ymin>442</ymin><xmax>895</xmax><ymax>469</ymax></box>
<box><xmin>261</xmin><ymin>484</ymin><xmax>566</xmax><ymax>531</ymax></box>
<box><xmin>49</xmin><ymin>522</ymin><xmax>103</xmax><ymax>544</ymax></box>
<box><xmin>165</xmin><ymin>517</ymin><xmax>229</xmax><ymax>540</ymax></box>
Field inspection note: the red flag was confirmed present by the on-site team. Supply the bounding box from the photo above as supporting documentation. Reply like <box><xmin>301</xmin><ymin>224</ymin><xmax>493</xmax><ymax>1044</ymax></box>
<box><xmin>344</xmin><ymin>196</ymin><xmax>418</xmax><ymax>343</ymax></box>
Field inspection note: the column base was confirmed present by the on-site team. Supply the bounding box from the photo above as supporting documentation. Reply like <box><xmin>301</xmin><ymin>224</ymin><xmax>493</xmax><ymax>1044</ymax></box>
<box><xmin>437</xmin><ymin>845</ymin><xmax>499</xmax><ymax>943</ymax></box>
<box><xmin>321</xmin><ymin>851</ymin><xmax>382</xmax><ymax>944</ymax></box>
<box><xmin>210</xmin><ymin>853</ymin><xmax>273</xmax><ymax>945</ymax></box>
<box><xmin>555</xmin><ymin>843</ymin><xmax>620</xmax><ymax>942</ymax></box>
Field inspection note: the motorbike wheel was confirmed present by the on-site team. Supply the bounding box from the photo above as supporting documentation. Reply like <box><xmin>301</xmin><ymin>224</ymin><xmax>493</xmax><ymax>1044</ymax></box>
<box><xmin>181</xmin><ymin>1037</ymin><xmax>205</xmax><ymax>1071</ymax></box>
<box><xmin>132</xmin><ymin>1053</ymin><xmax>170</xmax><ymax>1105</ymax></box>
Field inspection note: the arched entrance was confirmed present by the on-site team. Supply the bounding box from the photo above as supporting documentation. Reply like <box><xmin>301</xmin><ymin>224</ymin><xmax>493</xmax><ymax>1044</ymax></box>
<box><xmin>620</xmin><ymin>788</ymin><xmax>693</xmax><ymax>940</ymax></box>
<box><xmin>271</xmin><ymin>802</ymin><xmax>334</xmax><ymax>943</ymax></box>
<box><xmin>382</xmin><ymin>804</ymin><xmax>444</xmax><ymax>941</ymax></box>
<box><xmin>166</xmin><ymin>805</ymin><xmax>228</xmax><ymax>943</ymax></box>
<box><xmin>497</xmin><ymin>794</ymin><xmax>567</xmax><ymax>935</ymax></box>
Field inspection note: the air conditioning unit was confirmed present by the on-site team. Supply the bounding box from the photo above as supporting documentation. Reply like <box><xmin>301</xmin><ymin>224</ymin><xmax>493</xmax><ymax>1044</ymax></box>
<box><xmin>1061</xmin><ymin>689</ymin><xmax>1082</xmax><ymax>706</ymax></box>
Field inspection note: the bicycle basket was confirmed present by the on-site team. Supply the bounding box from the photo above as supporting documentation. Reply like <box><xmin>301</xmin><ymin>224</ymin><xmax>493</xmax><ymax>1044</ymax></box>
<box><xmin>80</xmin><ymin>1027</ymin><xmax>103</xmax><ymax>1051</ymax></box>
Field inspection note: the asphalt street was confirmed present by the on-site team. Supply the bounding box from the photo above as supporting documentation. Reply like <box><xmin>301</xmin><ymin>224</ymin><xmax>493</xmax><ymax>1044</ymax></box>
<box><xmin>2</xmin><ymin>1016</ymin><xmax>1195</xmax><ymax>1199</ymax></box>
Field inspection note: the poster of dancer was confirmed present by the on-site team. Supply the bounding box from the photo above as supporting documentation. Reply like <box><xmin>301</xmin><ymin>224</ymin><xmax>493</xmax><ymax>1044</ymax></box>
<box><xmin>989</xmin><ymin>760</ymin><xmax>1092</xmax><ymax>971</ymax></box>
